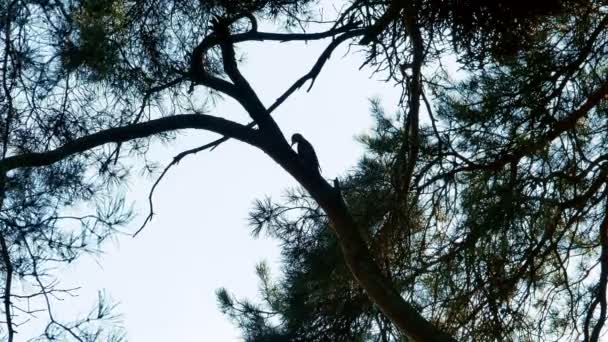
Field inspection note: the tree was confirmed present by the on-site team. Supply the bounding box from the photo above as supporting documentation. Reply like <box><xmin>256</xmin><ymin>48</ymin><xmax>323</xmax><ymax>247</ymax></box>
<box><xmin>0</xmin><ymin>0</ymin><xmax>606</xmax><ymax>341</ymax></box>
<box><xmin>218</xmin><ymin>104</ymin><xmax>413</xmax><ymax>342</ymax></box>
<box><xmin>217</xmin><ymin>1</ymin><xmax>608</xmax><ymax>341</ymax></box>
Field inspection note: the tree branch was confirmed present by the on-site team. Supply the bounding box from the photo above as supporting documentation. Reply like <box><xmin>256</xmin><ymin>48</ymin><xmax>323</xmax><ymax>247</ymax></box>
<box><xmin>136</xmin><ymin>26</ymin><xmax>363</xmax><ymax>235</ymax></box>
<box><xmin>373</xmin><ymin>3</ymin><xmax>424</xmax><ymax>268</ymax></box>
<box><xmin>260</xmin><ymin>141</ymin><xmax>456</xmax><ymax>342</ymax></box>
<box><xmin>134</xmin><ymin>137</ymin><xmax>231</xmax><ymax>237</ymax></box>
<box><xmin>189</xmin><ymin>15</ymin><xmax>455</xmax><ymax>340</ymax></box>
<box><xmin>211</xmin><ymin>17</ymin><xmax>281</xmax><ymax>135</ymax></box>
<box><xmin>400</xmin><ymin>8</ymin><xmax>424</xmax><ymax>196</ymax></box>
<box><xmin>269</xmin><ymin>28</ymin><xmax>366</xmax><ymax>113</ymax></box>
<box><xmin>191</xmin><ymin>19</ymin><xmax>364</xmax><ymax>134</ymax></box>
<box><xmin>0</xmin><ymin>114</ymin><xmax>261</xmax><ymax>172</ymax></box>
<box><xmin>0</xmin><ymin>233</ymin><xmax>14</xmax><ymax>342</ymax></box>
<box><xmin>192</xmin><ymin>21</ymin><xmax>361</xmax><ymax>58</ymax></box>
<box><xmin>191</xmin><ymin>28</ymin><xmax>366</xmax><ymax>155</ymax></box>
<box><xmin>585</xmin><ymin>195</ymin><xmax>608</xmax><ymax>342</ymax></box>
<box><xmin>418</xmin><ymin>80</ymin><xmax>608</xmax><ymax>189</ymax></box>
<box><xmin>359</xmin><ymin>0</ymin><xmax>403</xmax><ymax>45</ymax></box>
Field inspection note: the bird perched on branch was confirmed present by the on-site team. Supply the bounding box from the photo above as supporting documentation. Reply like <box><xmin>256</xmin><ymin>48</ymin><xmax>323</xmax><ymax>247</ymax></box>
<box><xmin>291</xmin><ymin>133</ymin><xmax>321</xmax><ymax>173</ymax></box>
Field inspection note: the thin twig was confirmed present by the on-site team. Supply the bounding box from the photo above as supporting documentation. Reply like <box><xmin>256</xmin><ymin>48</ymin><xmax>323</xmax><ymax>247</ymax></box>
<box><xmin>133</xmin><ymin>137</ymin><xmax>236</xmax><ymax>236</ymax></box>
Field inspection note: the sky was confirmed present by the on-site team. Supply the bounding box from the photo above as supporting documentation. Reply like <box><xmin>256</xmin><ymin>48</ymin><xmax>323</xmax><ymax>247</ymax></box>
<box><xmin>19</xmin><ymin>7</ymin><xmax>403</xmax><ymax>342</ymax></box>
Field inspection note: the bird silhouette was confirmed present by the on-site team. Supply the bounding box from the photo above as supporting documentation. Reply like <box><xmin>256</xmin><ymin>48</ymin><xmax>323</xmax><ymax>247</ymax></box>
<box><xmin>291</xmin><ymin>133</ymin><xmax>321</xmax><ymax>173</ymax></box>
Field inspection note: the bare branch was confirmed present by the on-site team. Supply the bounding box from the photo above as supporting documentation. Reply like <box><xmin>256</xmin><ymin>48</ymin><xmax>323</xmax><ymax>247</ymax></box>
<box><xmin>134</xmin><ymin>27</ymin><xmax>368</xmax><ymax>236</ymax></box>
<box><xmin>192</xmin><ymin>21</ymin><xmax>362</xmax><ymax>62</ymax></box>
<box><xmin>188</xmin><ymin>28</ymin><xmax>367</xmax><ymax>156</ymax></box>
<box><xmin>269</xmin><ymin>28</ymin><xmax>367</xmax><ymax>113</ymax></box>
<box><xmin>134</xmin><ymin>138</ymin><xmax>230</xmax><ymax>236</ymax></box>
<box><xmin>0</xmin><ymin>114</ymin><xmax>261</xmax><ymax>172</ymax></box>
<box><xmin>212</xmin><ymin>17</ymin><xmax>278</xmax><ymax>134</ymax></box>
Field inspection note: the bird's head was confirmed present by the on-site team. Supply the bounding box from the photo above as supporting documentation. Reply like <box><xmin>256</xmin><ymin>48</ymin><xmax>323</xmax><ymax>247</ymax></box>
<box><xmin>291</xmin><ymin>133</ymin><xmax>304</xmax><ymax>146</ymax></box>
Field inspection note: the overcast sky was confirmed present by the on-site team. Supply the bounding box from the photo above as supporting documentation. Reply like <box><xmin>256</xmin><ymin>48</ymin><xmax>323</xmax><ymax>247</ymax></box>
<box><xmin>20</xmin><ymin>8</ymin><xmax>403</xmax><ymax>341</ymax></box>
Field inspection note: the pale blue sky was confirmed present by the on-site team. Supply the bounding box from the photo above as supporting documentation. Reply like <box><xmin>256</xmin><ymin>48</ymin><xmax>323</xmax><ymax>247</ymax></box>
<box><xmin>20</xmin><ymin>8</ymin><xmax>403</xmax><ymax>341</ymax></box>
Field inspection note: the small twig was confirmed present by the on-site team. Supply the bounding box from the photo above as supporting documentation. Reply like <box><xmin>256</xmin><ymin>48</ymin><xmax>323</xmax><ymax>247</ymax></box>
<box><xmin>100</xmin><ymin>77</ymin><xmax>186</xmax><ymax>172</ymax></box>
<box><xmin>133</xmin><ymin>136</ymin><xmax>244</xmax><ymax>236</ymax></box>
<box><xmin>269</xmin><ymin>28</ymin><xmax>366</xmax><ymax>113</ymax></box>
<box><xmin>22</xmin><ymin>238</ymin><xmax>85</xmax><ymax>342</ymax></box>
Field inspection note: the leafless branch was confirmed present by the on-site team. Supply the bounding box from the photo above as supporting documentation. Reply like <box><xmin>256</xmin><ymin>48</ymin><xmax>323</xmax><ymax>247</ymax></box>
<box><xmin>0</xmin><ymin>114</ymin><xmax>262</xmax><ymax>172</ymax></box>
<box><xmin>134</xmin><ymin>137</ymin><xmax>234</xmax><ymax>236</ymax></box>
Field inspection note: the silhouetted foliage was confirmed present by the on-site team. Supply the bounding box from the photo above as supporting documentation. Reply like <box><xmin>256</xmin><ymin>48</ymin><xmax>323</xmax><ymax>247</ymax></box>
<box><xmin>2</xmin><ymin>0</ymin><xmax>608</xmax><ymax>341</ymax></box>
<box><xmin>218</xmin><ymin>1</ymin><xmax>608</xmax><ymax>341</ymax></box>
<box><xmin>0</xmin><ymin>0</ymin><xmax>316</xmax><ymax>339</ymax></box>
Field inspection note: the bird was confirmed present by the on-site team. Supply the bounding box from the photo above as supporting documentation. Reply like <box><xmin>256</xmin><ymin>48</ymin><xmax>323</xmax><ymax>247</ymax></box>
<box><xmin>291</xmin><ymin>133</ymin><xmax>321</xmax><ymax>173</ymax></box>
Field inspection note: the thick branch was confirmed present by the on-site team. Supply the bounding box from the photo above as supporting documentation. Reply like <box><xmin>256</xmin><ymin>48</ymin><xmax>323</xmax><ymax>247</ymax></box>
<box><xmin>213</xmin><ymin>19</ymin><xmax>270</xmax><ymax>120</ymax></box>
<box><xmin>585</xmin><ymin>196</ymin><xmax>608</xmax><ymax>342</ymax></box>
<box><xmin>261</xmin><ymin>142</ymin><xmax>456</xmax><ymax>342</ymax></box>
<box><xmin>401</xmin><ymin>10</ymin><xmax>424</xmax><ymax>195</ymax></box>
<box><xmin>0</xmin><ymin>233</ymin><xmax>14</xmax><ymax>342</ymax></box>
<box><xmin>0</xmin><ymin>114</ymin><xmax>260</xmax><ymax>172</ymax></box>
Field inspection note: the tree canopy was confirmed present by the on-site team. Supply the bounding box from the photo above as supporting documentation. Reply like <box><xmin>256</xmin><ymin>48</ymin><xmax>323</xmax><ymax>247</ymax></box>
<box><xmin>0</xmin><ymin>0</ymin><xmax>607</xmax><ymax>341</ymax></box>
